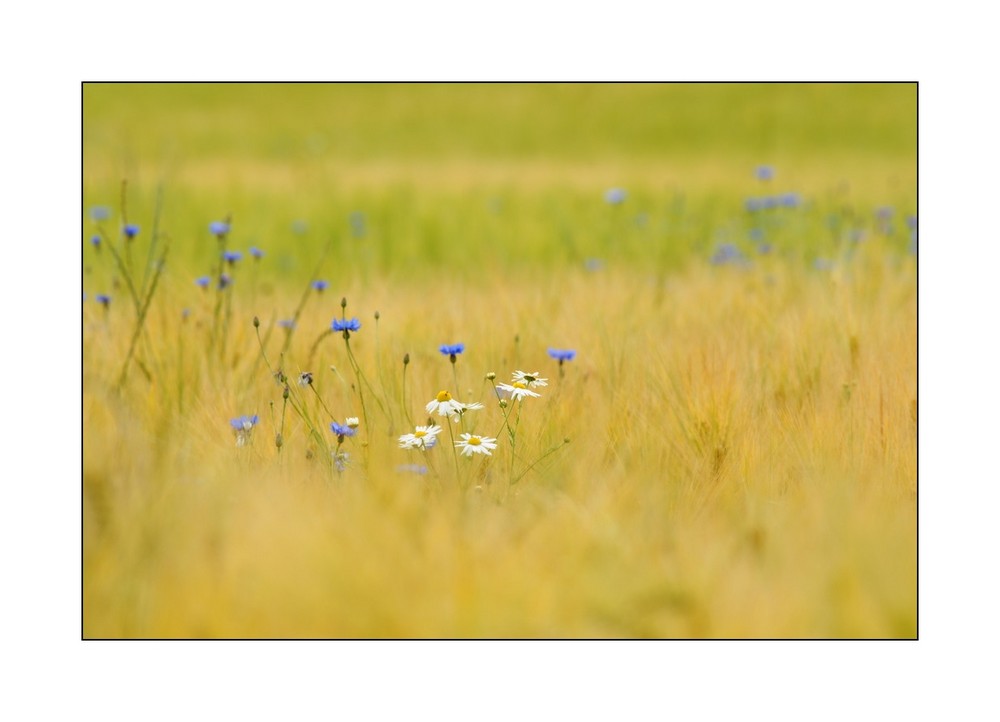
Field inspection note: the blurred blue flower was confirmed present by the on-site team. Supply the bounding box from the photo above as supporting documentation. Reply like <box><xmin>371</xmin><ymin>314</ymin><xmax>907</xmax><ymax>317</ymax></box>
<box><xmin>209</xmin><ymin>221</ymin><xmax>230</xmax><ymax>237</ymax></box>
<box><xmin>223</xmin><ymin>250</ymin><xmax>242</xmax><ymax>264</ymax></box>
<box><xmin>278</xmin><ymin>319</ymin><xmax>296</xmax><ymax>329</ymax></box>
<box><xmin>332</xmin><ymin>318</ymin><xmax>361</xmax><ymax>332</ymax></box>
<box><xmin>755</xmin><ymin>165</ymin><xmax>775</xmax><ymax>181</ymax></box>
<box><xmin>312</xmin><ymin>280</ymin><xmax>329</xmax><ymax>292</ymax></box>
<box><xmin>230</xmin><ymin>414</ymin><xmax>259</xmax><ymax>431</ymax></box>
<box><xmin>745</xmin><ymin>197</ymin><xmax>764</xmax><ymax>212</ymax></box>
<box><xmin>710</xmin><ymin>243</ymin><xmax>746</xmax><ymax>266</ymax></box>
<box><xmin>331</xmin><ymin>422</ymin><xmax>357</xmax><ymax>438</ymax></box>
<box><xmin>219</xmin><ymin>274</ymin><xmax>232</xmax><ymax>290</ymax></box>
<box><xmin>123</xmin><ymin>224</ymin><xmax>140</xmax><ymax>239</ymax></box>
<box><xmin>906</xmin><ymin>215</ymin><xmax>918</xmax><ymax>230</ymax></box>
<box><xmin>291</xmin><ymin>219</ymin><xmax>309</xmax><ymax>235</ymax></box>
<box><xmin>584</xmin><ymin>258</ymin><xmax>606</xmax><ymax>272</ymax></box>
<box><xmin>748</xmin><ymin>228</ymin><xmax>764</xmax><ymax>242</ymax></box>
<box><xmin>779</xmin><ymin>193</ymin><xmax>801</xmax><ymax>208</ymax></box>
<box><xmin>230</xmin><ymin>414</ymin><xmax>258</xmax><ymax>447</ymax></box>
<box><xmin>757</xmin><ymin>243</ymin><xmax>773</xmax><ymax>255</ymax></box>
<box><xmin>548</xmin><ymin>348</ymin><xmax>576</xmax><ymax>362</ymax></box>
<box><xmin>95</xmin><ymin>294</ymin><xmax>111</xmax><ymax>307</ymax></box>
<box><xmin>604</xmin><ymin>188</ymin><xmax>627</xmax><ymax>205</ymax></box>
<box><xmin>195</xmin><ymin>276</ymin><xmax>211</xmax><ymax>288</ymax></box>
<box><xmin>349</xmin><ymin>211</ymin><xmax>366</xmax><ymax>239</ymax></box>
<box><xmin>875</xmin><ymin>206</ymin><xmax>894</xmax><ymax>220</ymax></box>
<box><xmin>90</xmin><ymin>235</ymin><xmax>101</xmax><ymax>248</ymax></box>
<box><xmin>89</xmin><ymin>206</ymin><xmax>111</xmax><ymax>221</ymax></box>
<box><xmin>249</xmin><ymin>246</ymin><xmax>264</xmax><ymax>260</ymax></box>
<box><xmin>440</xmin><ymin>343</ymin><xmax>465</xmax><ymax>356</ymax></box>
<box><xmin>813</xmin><ymin>258</ymin><xmax>835</xmax><ymax>271</ymax></box>
<box><xmin>396</xmin><ymin>464</ymin><xmax>429</xmax><ymax>475</ymax></box>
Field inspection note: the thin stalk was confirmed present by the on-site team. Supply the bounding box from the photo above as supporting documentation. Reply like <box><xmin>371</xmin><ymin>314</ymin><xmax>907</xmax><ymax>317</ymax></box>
<box><xmin>117</xmin><ymin>243</ymin><xmax>169</xmax><ymax>389</ymax></box>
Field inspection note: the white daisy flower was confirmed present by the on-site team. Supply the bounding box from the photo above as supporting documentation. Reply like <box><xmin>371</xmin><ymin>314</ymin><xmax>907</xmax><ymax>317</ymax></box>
<box><xmin>426</xmin><ymin>390</ymin><xmax>465</xmax><ymax>418</ymax></box>
<box><xmin>497</xmin><ymin>381</ymin><xmax>541</xmax><ymax>401</ymax></box>
<box><xmin>455</xmin><ymin>433</ymin><xmax>498</xmax><ymax>457</ymax></box>
<box><xmin>512</xmin><ymin>370</ymin><xmax>548</xmax><ymax>388</ymax></box>
<box><xmin>345</xmin><ymin>417</ymin><xmax>360</xmax><ymax>429</ymax></box>
<box><xmin>399</xmin><ymin>424</ymin><xmax>442</xmax><ymax>450</ymax></box>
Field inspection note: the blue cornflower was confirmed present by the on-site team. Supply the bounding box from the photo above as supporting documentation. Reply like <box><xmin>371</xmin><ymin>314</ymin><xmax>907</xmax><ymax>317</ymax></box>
<box><xmin>331</xmin><ymin>421</ymin><xmax>357</xmax><ymax>438</ymax></box>
<box><xmin>604</xmin><ymin>187</ymin><xmax>627</xmax><ymax>205</ymax></box>
<box><xmin>440</xmin><ymin>343</ymin><xmax>464</xmax><ymax>363</ymax></box>
<box><xmin>218</xmin><ymin>274</ymin><xmax>232</xmax><ymax>290</ymax></box>
<box><xmin>548</xmin><ymin>348</ymin><xmax>576</xmax><ymax>362</ymax></box>
<box><xmin>249</xmin><ymin>246</ymin><xmax>265</xmax><ymax>260</ymax></box>
<box><xmin>209</xmin><ymin>221</ymin><xmax>230</xmax><ymax>237</ymax></box>
<box><xmin>755</xmin><ymin>165</ymin><xmax>775</xmax><ymax>181</ymax></box>
<box><xmin>123</xmin><ymin>224</ymin><xmax>140</xmax><ymax>239</ymax></box>
<box><xmin>230</xmin><ymin>414</ymin><xmax>259</xmax><ymax>431</ymax></box>
<box><xmin>230</xmin><ymin>414</ymin><xmax>259</xmax><ymax>447</ymax></box>
<box><xmin>332</xmin><ymin>317</ymin><xmax>361</xmax><ymax>333</ymax></box>
<box><xmin>223</xmin><ymin>250</ymin><xmax>242</xmax><ymax>264</ymax></box>
<box><xmin>89</xmin><ymin>206</ymin><xmax>111</xmax><ymax>221</ymax></box>
<box><xmin>195</xmin><ymin>276</ymin><xmax>211</xmax><ymax>289</ymax></box>
<box><xmin>95</xmin><ymin>294</ymin><xmax>111</xmax><ymax>308</ymax></box>
<box><xmin>312</xmin><ymin>280</ymin><xmax>329</xmax><ymax>292</ymax></box>
<box><xmin>90</xmin><ymin>235</ymin><xmax>101</xmax><ymax>248</ymax></box>
<box><xmin>745</xmin><ymin>197</ymin><xmax>764</xmax><ymax>212</ymax></box>
<box><xmin>906</xmin><ymin>215</ymin><xmax>918</xmax><ymax>230</ymax></box>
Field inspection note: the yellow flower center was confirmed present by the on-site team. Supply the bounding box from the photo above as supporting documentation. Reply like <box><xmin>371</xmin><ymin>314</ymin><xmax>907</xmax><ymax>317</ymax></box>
<box><xmin>513</xmin><ymin>382</ymin><xmax>527</xmax><ymax>389</ymax></box>
<box><xmin>467</xmin><ymin>436</ymin><xmax>482</xmax><ymax>446</ymax></box>
<box><xmin>414</xmin><ymin>430</ymin><xmax>426</xmax><ymax>438</ymax></box>
<box><xmin>436</xmin><ymin>390</ymin><xmax>452</xmax><ymax>402</ymax></box>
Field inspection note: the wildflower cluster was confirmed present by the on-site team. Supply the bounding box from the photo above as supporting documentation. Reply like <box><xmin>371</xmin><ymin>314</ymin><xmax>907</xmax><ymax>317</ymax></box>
<box><xmin>393</xmin><ymin>347</ymin><xmax>574</xmax><ymax>489</ymax></box>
